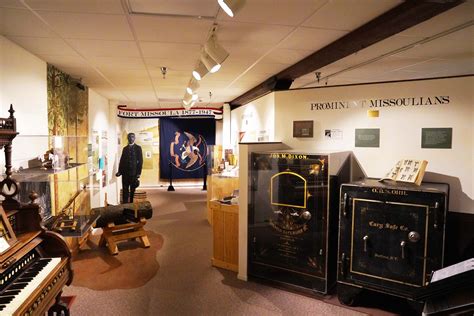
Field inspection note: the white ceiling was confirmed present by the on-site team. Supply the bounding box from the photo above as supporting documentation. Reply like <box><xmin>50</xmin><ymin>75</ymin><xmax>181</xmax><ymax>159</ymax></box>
<box><xmin>0</xmin><ymin>0</ymin><xmax>473</xmax><ymax>108</ymax></box>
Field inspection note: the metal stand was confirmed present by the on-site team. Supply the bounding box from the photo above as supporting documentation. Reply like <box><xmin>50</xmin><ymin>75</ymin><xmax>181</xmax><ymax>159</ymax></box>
<box><xmin>202</xmin><ymin>162</ymin><xmax>207</xmax><ymax>191</ymax></box>
<box><xmin>167</xmin><ymin>161</ymin><xmax>175</xmax><ymax>191</ymax></box>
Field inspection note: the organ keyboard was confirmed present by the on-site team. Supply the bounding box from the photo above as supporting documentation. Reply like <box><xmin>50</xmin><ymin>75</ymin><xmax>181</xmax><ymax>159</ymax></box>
<box><xmin>0</xmin><ymin>204</ymin><xmax>73</xmax><ymax>316</ymax></box>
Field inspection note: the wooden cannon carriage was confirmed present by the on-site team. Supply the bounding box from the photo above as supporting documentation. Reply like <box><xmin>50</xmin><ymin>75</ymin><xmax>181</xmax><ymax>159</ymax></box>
<box><xmin>91</xmin><ymin>201</ymin><xmax>153</xmax><ymax>255</ymax></box>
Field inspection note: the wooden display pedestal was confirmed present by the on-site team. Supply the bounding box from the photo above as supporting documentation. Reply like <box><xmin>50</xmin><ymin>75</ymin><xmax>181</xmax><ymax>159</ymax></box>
<box><xmin>64</xmin><ymin>227</ymin><xmax>92</xmax><ymax>256</ymax></box>
<box><xmin>99</xmin><ymin>218</ymin><xmax>150</xmax><ymax>255</ymax></box>
<box><xmin>210</xmin><ymin>200</ymin><xmax>238</xmax><ymax>272</ymax></box>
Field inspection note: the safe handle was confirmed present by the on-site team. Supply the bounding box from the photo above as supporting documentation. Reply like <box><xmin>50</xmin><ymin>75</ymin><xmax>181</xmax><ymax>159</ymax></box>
<box><xmin>363</xmin><ymin>235</ymin><xmax>369</xmax><ymax>253</ymax></box>
<box><xmin>340</xmin><ymin>252</ymin><xmax>347</xmax><ymax>278</ymax></box>
<box><xmin>342</xmin><ymin>193</ymin><xmax>349</xmax><ymax>218</ymax></box>
<box><xmin>433</xmin><ymin>202</ymin><xmax>439</xmax><ymax>229</ymax></box>
<box><xmin>400</xmin><ymin>240</ymin><xmax>407</xmax><ymax>259</ymax></box>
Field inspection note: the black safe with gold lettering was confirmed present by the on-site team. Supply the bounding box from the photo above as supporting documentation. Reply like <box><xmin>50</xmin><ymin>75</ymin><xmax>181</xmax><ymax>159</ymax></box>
<box><xmin>248</xmin><ymin>151</ymin><xmax>351</xmax><ymax>294</ymax></box>
<box><xmin>337</xmin><ymin>179</ymin><xmax>449</xmax><ymax>304</ymax></box>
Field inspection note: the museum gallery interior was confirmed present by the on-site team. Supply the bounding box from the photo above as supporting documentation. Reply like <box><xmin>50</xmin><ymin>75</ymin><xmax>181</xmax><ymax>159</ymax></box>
<box><xmin>0</xmin><ymin>0</ymin><xmax>472</xmax><ymax>315</ymax></box>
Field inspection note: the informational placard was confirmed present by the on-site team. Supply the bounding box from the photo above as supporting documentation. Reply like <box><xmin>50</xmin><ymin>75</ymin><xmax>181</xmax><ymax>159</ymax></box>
<box><xmin>422</xmin><ymin>128</ymin><xmax>452</xmax><ymax>149</ymax></box>
<box><xmin>324</xmin><ymin>129</ymin><xmax>343</xmax><ymax>140</ymax></box>
<box><xmin>355</xmin><ymin>128</ymin><xmax>380</xmax><ymax>148</ymax></box>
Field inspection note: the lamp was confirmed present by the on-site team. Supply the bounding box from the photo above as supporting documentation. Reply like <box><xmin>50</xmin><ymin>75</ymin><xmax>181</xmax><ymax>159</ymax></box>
<box><xmin>183</xmin><ymin>92</ymin><xmax>193</xmax><ymax>105</ymax></box>
<box><xmin>186</xmin><ymin>78</ymin><xmax>200</xmax><ymax>94</ymax></box>
<box><xmin>182</xmin><ymin>100</ymin><xmax>192</xmax><ymax>110</ymax></box>
<box><xmin>205</xmin><ymin>35</ymin><xmax>229</xmax><ymax>65</ymax></box>
<box><xmin>201</xmin><ymin>51</ymin><xmax>221</xmax><ymax>73</ymax></box>
<box><xmin>192</xmin><ymin>61</ymin><xmax>208</xmax><ymax>81</ymax></box>
<box><xmin>218</xmin><ymin>0</ymin><xmax>246</xmax><ymax>17</ymax></box>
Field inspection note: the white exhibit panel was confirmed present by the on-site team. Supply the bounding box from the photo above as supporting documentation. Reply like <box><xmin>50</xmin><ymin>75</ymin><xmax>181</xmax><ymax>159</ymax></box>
<box><xmin>230</xmin><ymin>93</ymin><xmax>276</xmax><ymax>150</ymax></box>
<box><xmin>0</xmin><ymin>35</ymin><xmax>48</xmax><ymax>171</ymax></box>
<box><xmin>89</xmin><ymin>89</ymin><xmax>118</xmax><ymax>207</ymax></box>
<box><xmin>273</xmin><ymin>76</ymin><xmax>473</xmax><ymax>214</ymax></box>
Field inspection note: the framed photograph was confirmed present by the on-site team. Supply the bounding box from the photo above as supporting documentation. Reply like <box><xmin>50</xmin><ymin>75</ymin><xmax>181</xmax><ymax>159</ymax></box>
<box><xmin>293</xmin><ymin>120</ymin><xmax>313</xmax><ymax>138</ymax></box>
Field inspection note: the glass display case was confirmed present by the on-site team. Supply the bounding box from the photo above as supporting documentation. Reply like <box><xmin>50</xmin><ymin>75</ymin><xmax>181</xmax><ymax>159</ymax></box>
<box><xmin>2</xmin><ymin>135</ymin><xmax>98</xmax><ymax>223</ymax></box>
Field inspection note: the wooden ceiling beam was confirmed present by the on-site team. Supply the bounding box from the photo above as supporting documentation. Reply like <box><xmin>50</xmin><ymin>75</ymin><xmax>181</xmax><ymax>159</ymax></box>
<box><xmin>229</xmin><ymin>0</ymin><xmax>465</xmax><ymax>108</ymax></box>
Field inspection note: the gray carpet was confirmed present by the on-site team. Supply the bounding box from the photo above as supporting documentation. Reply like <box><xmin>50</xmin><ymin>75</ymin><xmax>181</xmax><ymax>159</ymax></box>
<box><xmin>63</xmin><ymin>188</ymin><xmax>398</xmax><ymax>315</ymax></box>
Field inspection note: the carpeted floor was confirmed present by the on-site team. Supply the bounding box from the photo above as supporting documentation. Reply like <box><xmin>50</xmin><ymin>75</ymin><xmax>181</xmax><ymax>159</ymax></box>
<box><xmin>72</xmin><ymin>231</ymin><xmax>163</xmax><ymax>291</ymax></box>
<box><xmin>63</xmin><ymin>188</ymin><xmax>412</xmax><ymax>315</ymax></box>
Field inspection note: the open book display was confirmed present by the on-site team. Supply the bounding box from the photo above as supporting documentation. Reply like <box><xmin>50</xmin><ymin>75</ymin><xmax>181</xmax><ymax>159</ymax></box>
<box><xmin>380</xmin><ymin>159</ymin><xmax>428</xmax><ymax>185</ymax></box>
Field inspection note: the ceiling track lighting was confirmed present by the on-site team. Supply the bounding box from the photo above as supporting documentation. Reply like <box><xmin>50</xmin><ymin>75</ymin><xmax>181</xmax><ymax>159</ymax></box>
<box><xmin>205</xmin><ymin>34</ymin><xmax>229</xmax><ymax>66</ymax></box>
<box><xmin>182</xmin><ymin>99</ymin><xmax>191</xmax><ymax>109</ymax></box>
<box><xmin>201</xmin><ymin>51</ymin><xmax>221</xmax><ymax>73</ymax></box>
<box><xmin>183</xmin><ymin>91</ymin><xmax>193</xmax><ymax>104</ymax></box>
<box><xmin>217</xmin><ymin>0</ymin><xmax>246</xmax><ymax>17</ymax></box>
<box><xmin>183</xmin><ymin>91</ymin><xmax>199</xmax><ymax>108</ymax></box>
<box><xmin>192</xmin><ymin>61</ymin><xmax>209</xmax><ymax>81</ymax></box>
<box><xmin>186</xmin><ymin>78</ymin><xmax>200</xmax><ymax>94</ymax></box>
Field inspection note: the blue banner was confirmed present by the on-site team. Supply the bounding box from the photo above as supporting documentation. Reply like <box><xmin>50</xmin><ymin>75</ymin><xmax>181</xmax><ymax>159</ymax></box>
<box><xmin>160</xmin><ymin>118</ymin><xmax>215</xmax><ymax>179</ymax></box>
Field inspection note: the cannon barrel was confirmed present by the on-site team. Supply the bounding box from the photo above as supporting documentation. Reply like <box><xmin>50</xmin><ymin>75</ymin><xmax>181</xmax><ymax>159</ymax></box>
<box><xmin>91</xmin><ymin>201</ymin><xmax>153</xmax><ymax>228</ymax></box>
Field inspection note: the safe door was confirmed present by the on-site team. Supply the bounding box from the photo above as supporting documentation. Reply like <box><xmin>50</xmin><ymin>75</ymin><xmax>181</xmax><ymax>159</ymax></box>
<box><xmin>338</xmin><ymin>180</ymin><xmax>449</xmax><ymax>298</ymax></box>
<box><xmin>350</xmin><ymin>199</ymin><xmax>428</xmax><ymax>287</ymax></box>
<box><xmin>248</xmin><ymin>153</ymin><xmax>330</xmax><ymax>293</ymax></box>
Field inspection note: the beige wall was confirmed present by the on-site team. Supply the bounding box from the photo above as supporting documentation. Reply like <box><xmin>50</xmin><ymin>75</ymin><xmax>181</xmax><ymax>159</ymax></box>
<box><xmin>274</xmin><ymin>76</ymin><xmax>473</xmax><ymax>213</ymax></box>
<box><xmin>0</xmin><ymin>35</ymin><xmax>49</xmax><ymax>170</ymax></box>
<box><xmin>0</xmin><ymin>35</ymin><xmax>119</xmax><ymax>207</ymax></box>
<box><xmin>230</xmin><ymin>92</ymin><xmax>275</xmax><ymax>149</ymax></box>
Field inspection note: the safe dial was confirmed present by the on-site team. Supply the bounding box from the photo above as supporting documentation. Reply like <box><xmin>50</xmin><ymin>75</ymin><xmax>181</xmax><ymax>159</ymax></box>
<box><xmin>408</xmin><ymin>231</ymin><xmax>420</xmax><ymax>242</ymax></box>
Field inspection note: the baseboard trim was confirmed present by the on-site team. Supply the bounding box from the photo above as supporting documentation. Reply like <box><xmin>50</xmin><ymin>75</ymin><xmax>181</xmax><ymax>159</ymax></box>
<box><xmin>237</xmin><ymin>274</ymin><xmax>248</xmax><ymax>281</ymax></box>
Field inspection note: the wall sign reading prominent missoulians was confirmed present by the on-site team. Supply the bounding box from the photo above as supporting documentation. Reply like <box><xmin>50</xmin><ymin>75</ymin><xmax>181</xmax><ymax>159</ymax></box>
<box><xmin>117</xmin><ymin>105</ymin><xmax>223</xmax><ymax>119</ymax></box>
<box><xmin>310</xmin><ymin>95</ymin><xmax>450</xmax><ymax>110</ymax></box>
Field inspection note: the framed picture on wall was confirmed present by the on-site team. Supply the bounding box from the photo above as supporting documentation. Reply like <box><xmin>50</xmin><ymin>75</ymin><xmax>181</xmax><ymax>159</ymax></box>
<box><xmin>293</xmin><ymin>120</ymin><xmax>313</xmax><ymax>138</ymax></box>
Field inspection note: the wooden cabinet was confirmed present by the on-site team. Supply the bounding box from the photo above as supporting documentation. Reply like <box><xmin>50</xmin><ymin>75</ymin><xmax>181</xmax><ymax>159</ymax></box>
<box><xmin>210</xmin><ymin>200</ymin><xmax>238</xmax><ymax>272</ymax></box>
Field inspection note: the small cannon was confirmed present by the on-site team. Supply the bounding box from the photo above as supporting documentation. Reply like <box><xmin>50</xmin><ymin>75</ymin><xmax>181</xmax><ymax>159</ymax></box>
<box><xmin>90</xmin><ymin>201</ymin><xmax>153</xmax><ymax>255</ymax></box>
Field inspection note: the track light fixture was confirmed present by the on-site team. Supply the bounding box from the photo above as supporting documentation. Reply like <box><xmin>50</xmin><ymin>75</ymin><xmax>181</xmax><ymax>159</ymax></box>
<box><xmin>201</xmin><ymin>51</ymin><xmax>221</xmax><ymax>73</ymax></box>
<box><xmin>205</xmin><ymin>34</ymin><xmax>229</xmax><ymax>66</ymax></box>
<box><xmin>182</xmin><ymin>99</ymin><xmax>191</xmax><ymax>109</ymax></box>
<box><xmin>183</xmin><ymin>91</ymin><xmax>193</xmax><ymax>105</ymax></box>
<box><xmin>183</xmin><ymin>91</ymin><xmax>199</xmax><ymax>108</ymax></box>
<box><xmin>186</xmin><ymin>78</ymin><xmax>200</xmax><ymax>94</ymax></box>
<box><xmin>218</xmin><ymin>0</ymin><xmax>246</xmax><ymax>17</ymax></box>
<box><xmin>192</xmin><ymin>61</ymin><xmax>209</xmax><ymax>81</ymax></box>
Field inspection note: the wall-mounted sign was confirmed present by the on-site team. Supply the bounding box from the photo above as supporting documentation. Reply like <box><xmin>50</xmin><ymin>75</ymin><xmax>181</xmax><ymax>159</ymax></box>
<box><xmin>310</xmin><ymin>95</ymin><xmax>450</xmax><ymax>111</ymax></box>
<box><xmin>117</xmin><ymin>105</ymin><xmax>223</xmax><ymax>120</ymax></box>
<box><xmin>421</xmin><ymin>128</ymin><xmax>452</xmax><ymax>149</ymax></box>
<box><xmin>293</xmin><ymin>120</ymin><xmax>313</xmax><ymax>138</ymax></box>
<box><xmin>355</xmin><ymin>128</ymin><xmax>380</xmax><ymax>148</ymax></box>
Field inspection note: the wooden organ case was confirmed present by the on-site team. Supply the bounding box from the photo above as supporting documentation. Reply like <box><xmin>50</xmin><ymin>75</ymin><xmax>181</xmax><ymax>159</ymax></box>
<box><xmin>337</xmin><ymin>179</ymin><xmax>449</xmax><ymax>305</ymax></box>
<box><xmin>248</xmin><ymin>151</ymin><xmax>351</xmax><ymax>294</ymax></box>
<box><xmin>0</xmin><ymin>105</ymin><xmax>73</xmax><ymax>316</ymax></box>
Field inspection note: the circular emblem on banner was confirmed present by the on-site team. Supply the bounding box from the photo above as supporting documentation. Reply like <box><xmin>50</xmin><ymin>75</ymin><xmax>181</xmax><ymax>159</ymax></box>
<box><xmin>170</xmin><ymin>131</ymin><xmax>208</xmax><ymax>171</ymax></box>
